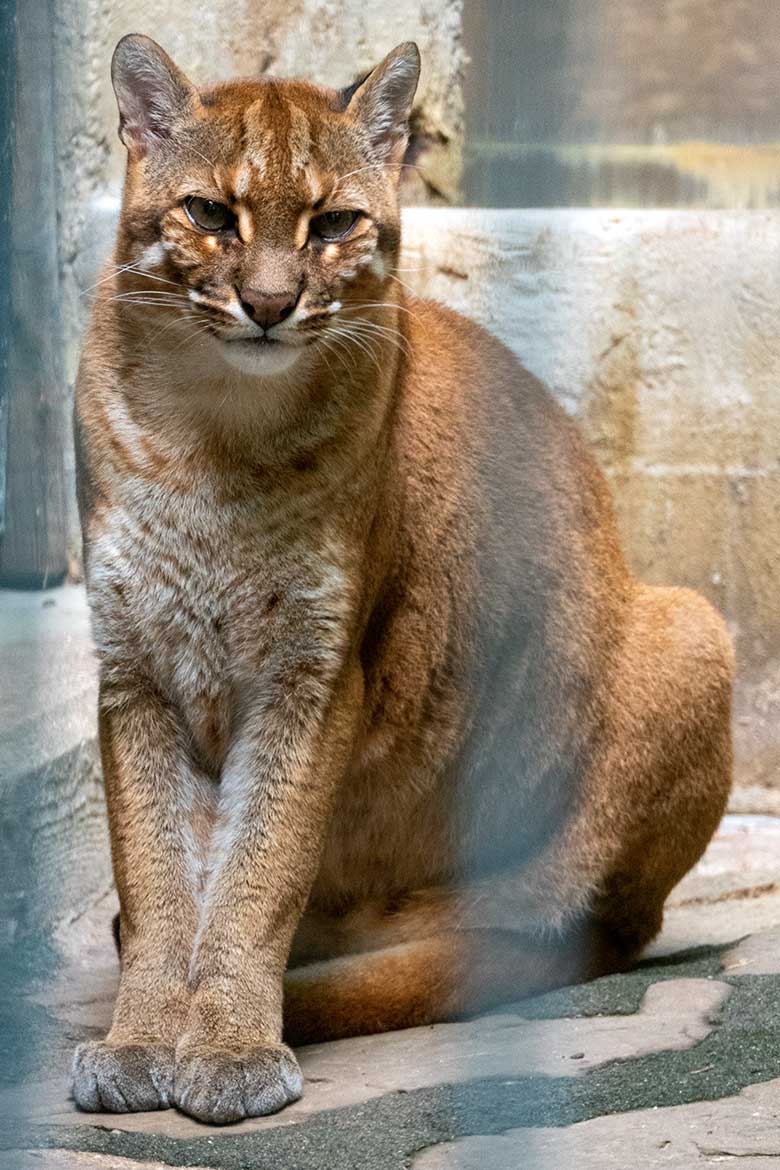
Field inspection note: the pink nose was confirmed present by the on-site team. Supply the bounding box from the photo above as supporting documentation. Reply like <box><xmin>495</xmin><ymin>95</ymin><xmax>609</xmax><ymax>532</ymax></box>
<box><xmin>238</xmin><ymin>288</ymin><xmax>298</xmax><ymax>330</ymax></box>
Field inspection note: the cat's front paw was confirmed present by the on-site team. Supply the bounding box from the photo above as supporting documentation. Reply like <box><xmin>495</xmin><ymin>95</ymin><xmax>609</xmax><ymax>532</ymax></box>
<box><xmin>72</xmin><ymin>1040</ymin><xmax>174</xmax><ymax>1112</ymax></box>
<box><xmin>173</xmin><ymin>1042</ymin><xmax>303</xmax><ymax>1124</ymax></box>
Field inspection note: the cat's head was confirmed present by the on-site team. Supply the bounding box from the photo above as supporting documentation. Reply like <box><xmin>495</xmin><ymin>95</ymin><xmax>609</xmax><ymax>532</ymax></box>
<box><xmin>110</xmin><ymin>35</ymin><xmax>420</xmax><ymax>378</ymax></box>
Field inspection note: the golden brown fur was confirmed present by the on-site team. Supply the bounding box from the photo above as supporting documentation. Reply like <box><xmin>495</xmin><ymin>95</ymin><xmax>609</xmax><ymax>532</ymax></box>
<box><xmin>72</xmin><ymin>35</ymin><xmax>733</xmax><ymax>1124</ymax></box>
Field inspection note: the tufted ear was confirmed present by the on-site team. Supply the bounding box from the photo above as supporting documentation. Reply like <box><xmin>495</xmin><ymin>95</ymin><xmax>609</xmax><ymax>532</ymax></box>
<box><xmin>111</xmin><ymin>34</ymin><xmax>197</xmax><ymax>155</ymax></box>
<box><xmin>345</xmin><ymin>43</ymin><xmax>421</xmax><ymax>163</ymax></box>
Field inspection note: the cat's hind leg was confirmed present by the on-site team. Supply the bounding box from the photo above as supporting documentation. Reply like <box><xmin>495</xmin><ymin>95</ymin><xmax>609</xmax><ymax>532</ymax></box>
<box><xmin>284</xmin><ymin>585</ymin><xmax>733</xmax><ymax>1046</ymax></box>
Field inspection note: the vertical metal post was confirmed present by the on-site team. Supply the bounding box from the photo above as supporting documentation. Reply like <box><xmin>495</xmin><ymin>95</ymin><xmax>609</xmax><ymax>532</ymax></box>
<box><xmin>0</xmin><ymin>0</ymin><xmax>67</xmax><ymax>588</ymax></box>
<box><xmin>0</xmin><ymin>2</ymin><xmax>16</xmax><ymax>546</ymax></box>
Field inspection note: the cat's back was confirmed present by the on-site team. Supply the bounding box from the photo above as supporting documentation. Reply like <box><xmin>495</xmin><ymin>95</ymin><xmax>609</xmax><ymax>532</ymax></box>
<box><xmin>397</xmin><ymin>295</ymin><xmax>628</xmax><ymax>597</ymax></box>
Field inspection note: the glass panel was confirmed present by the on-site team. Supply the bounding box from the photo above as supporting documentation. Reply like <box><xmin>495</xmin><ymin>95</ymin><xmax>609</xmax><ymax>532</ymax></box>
<box><xmin>463</xmin><ymin>0</ymin><xmax>780</xmax><ymax>206</ymax></box>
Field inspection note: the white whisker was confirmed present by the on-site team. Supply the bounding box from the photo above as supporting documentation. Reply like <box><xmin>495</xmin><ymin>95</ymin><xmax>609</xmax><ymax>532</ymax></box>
<box><xmin>339</xmin><ymin>300</ymin><xmax>423</xmax><ymax>324</ymax></box>
<box><xmin>80</xmin><ymin>261</ymin><xmax>182</xmax><ymax>297</ymax></box>
<box><xmin>330</xmin><ymin>160</ymin><xmax>428</xmax><ymax>194</ymax></box>
<box><xmin>187</xmin><ymin>143</ymin><xmax>219</xmax><ymax>170</ymax></box>
<box><xmin>338</xmin><ymin>319</ymin><xmax>412</xmax><ymax>359</ymax></box>
<box><xmin>327</xmin><ymin>324</ymin><xmax>383</xmax><ymax>374</ymax></box>
<box><xmin>110</xmin><ymin>297</ymin><xmax>189</xmax><ymax>310</ymax></box>
<box><xmin>168</xmin><ymin>322</ymin><xmax>216</xmax><ymax>355</ymax></box>
<box><xmin>145</xmin><ymin>313</ymin><xmax>204</xmax><ymax>348</ymax></box>
<box><xmin>120</xmin><ymin>267</ymin><xmax>182</xmax><ymax>288</ymax></box>
<box><xmin>388</xmin><ymin>272</ymin><xmax>419</xmax><ymax>297</ymax></box>
<box><xmin>342</xmin><ymin>321</ymin><xmax>412</xmax><ymax>358</ymax></box>
<box><xmin>79</xmin><ymin>261</ymin><xmax>140</xmax><ymax>296</ymax></box>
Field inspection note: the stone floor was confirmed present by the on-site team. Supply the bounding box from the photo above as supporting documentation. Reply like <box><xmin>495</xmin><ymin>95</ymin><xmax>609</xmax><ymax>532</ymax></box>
<box><xmin>2</xmin><ymin>587</ymin><xmax>780</xmax><ymax>1169</ymax></box>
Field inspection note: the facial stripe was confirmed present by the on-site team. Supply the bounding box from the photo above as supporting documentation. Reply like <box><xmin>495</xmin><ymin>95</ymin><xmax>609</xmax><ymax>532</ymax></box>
<box><xmin>286</xmin><ymin>102</ymin><xmax>312</xmax><ymax>175</ymax></box>
<box><xmin>242</xmin><ymin>98</ymin><xmax>273</xmax><ymax>179</ymax></box>
<box><xmin>304</xmin><ymin>165</ymin><xmax>324</xmax><ymax>206</ymax></box>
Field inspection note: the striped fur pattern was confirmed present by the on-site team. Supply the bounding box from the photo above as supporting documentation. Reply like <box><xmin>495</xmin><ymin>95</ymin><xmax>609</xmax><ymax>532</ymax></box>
<box><xmin>72</xmin><ymin>36</ymin><xmax>734</xmax><ymax>1124</ymax></box>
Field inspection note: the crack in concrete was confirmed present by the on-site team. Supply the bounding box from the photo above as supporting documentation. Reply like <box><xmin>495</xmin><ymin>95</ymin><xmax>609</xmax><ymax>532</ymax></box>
<box><xmin>695</xmin><ymin>1148</ymin><xmax>780</xmax><ymax>1160</ymax></box>
<box><xmin>677</xmin><ymin>882</ymin><xmax>780</xmax><ymax>908</ymax></box>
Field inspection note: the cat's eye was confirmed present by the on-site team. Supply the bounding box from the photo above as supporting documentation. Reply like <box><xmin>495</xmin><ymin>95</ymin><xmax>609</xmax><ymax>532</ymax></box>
<box><xmin>184</xmin><ymin>196</ymin><xmax>236</xmax><ymax>233</ymax></box>
<box><xmin>310</xmin><ymin>210</ymin><xmax>360</xmax><ymax>241</ymax></box>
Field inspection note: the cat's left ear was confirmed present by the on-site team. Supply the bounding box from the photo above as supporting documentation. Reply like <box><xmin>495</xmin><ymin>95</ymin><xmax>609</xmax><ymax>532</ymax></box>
<box><xmin>344</xmin><ymin>43</ymin><xmax>421</xmax><ymax>163</ymax></box>
<box><xmin>111</xmin><ymin>34</ymin><xmax>198</xmax><ymax>156</ymax></box>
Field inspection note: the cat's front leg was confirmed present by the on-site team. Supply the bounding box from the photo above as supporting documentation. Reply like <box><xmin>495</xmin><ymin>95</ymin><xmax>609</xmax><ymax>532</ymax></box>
<box><xmin>173</xmin><ymin>661</ymin><xmax>362</xmax><ymax>1124</ymax></box>
<box><xmin>72</xmin><ymin>682</ymin><xmax>206</xmax><ymax>1113</ymax></box>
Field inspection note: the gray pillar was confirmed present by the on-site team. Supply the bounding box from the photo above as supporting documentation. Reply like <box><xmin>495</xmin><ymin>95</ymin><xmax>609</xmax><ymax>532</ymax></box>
<box><xmin>0</xmin><ymin>0</ymin><xmax>68</xmax><ymax>588</ymax></box>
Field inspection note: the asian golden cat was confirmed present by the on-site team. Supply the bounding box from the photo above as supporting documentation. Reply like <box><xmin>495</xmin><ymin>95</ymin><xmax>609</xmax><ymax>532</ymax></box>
<box><xmin>72</xmin><ymin>34</ymin><xmax>733</xmax><ymax>1124</ymax></box>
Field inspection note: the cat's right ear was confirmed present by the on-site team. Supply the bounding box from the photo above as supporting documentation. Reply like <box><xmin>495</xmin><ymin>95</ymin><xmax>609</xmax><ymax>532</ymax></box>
<box><xmin>111</xmin><ymin>34</ymin><xmax>197</xmax><ymax>155</ymax></box>
<box><xmin>344</xmin><ymin>43</ymin><xmax>421</xmax><ymax>163</ymax></box>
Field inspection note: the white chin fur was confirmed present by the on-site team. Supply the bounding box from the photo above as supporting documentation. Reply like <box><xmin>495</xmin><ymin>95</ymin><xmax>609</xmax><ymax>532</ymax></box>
<box><xmin>219</xmin><ymin>339</ymin><xmax>304</xmax><ymax>377</ymax></box>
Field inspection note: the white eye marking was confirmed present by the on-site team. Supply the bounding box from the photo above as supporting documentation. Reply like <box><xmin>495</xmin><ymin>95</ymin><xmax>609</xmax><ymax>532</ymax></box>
<box><xmin>237</xmin><ymin>206</ymin><xmax>254</xmax><ymax>243</ymax></box>
<box><xmin>189</xmin><ymin>288</ymin><xmax>248</xmax><ymax>323</ymax></box>
<box><xmin>234</xmin><ymin>164</ymin><xmax>252</xmax><ymax>198</ymax></box>
<box><xmin>228</xmin><ymin>298</ymin><xmax>252</xmax><ymax>323</ymax></box>
<box><xmin>137</xmin><ymin>242</ymin><xmax>165</xmax><ymax>269</ymax></box>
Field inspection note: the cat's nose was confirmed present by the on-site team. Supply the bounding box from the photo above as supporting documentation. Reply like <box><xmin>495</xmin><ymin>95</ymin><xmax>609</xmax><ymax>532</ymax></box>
<box><xmin>238</xmin><ymin>288</ymin><xmax>298</xmax><ymax>330</ymax></box>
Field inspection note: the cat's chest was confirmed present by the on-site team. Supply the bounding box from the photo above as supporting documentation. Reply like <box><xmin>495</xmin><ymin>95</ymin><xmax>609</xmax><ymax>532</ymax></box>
<box><xmin>90</xmin><ymin>480</ymin><xmax>337</xmax><ymax>715</ymax></box>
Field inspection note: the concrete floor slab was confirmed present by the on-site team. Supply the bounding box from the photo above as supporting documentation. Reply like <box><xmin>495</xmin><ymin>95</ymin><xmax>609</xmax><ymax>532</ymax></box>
<box><xmin>0</xmin><ymin>585</ymin><xmax>95</xmax><ymax>783</ymax></box>
<box><xmin>413</xmin><ymin>1077</ymin><xmax>780</xmax><ymax>1169</ymax></box>
<box><xmin>20</xmin><ymin>1154</ymin><xmax>199</xmax><ymax>1170</ymax></box>
<box><xmin>24</xmin><ymin>978</ymin><xmax>729</xmax><ymax>1139</ymax></box>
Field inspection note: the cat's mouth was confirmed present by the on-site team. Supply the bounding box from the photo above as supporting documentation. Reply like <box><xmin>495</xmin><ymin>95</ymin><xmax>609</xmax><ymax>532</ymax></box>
<box><xmin>218</xmin><ymin>331</ymin><xmax>304</xmax><ymax>377</ymax></box>
<box><xmin>226</xmin><ymin>335</ymin><xmax>282</xmax><ymax>349</ymax></box>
